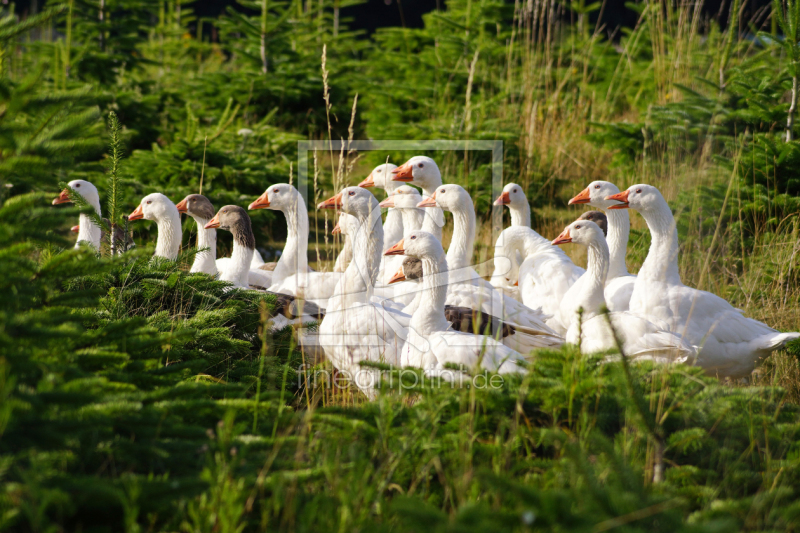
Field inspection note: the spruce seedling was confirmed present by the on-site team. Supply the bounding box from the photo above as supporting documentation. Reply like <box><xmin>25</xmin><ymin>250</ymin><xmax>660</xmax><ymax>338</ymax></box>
<box><xmin>106</xmin><ymin>111</ymin><xmax>124</xmax><ymax>256</ymax></box>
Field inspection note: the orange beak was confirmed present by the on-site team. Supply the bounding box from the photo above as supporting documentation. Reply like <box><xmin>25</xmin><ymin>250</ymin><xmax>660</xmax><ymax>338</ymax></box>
<box><xmin>318</xmin><ymin>192</ymin><xmax>343</xmax><ymax>210</ymax></box>
<box><xmin>605</xmin><ymin>190</ymin><xmax>630</xmax><ymax>209</ymax></box>
<box><xmin>70</xmin><ymin>225</ymin><xmax>80</xmax><ymax>233</ymax></box>
<box><xmin>494</xmin><ymin>191</ymin><xmax>511</xmax><ymax>206</ymax></box>
<box><xmin>128</xmin><ymin>204</ymin><xmax>144</xmax><ymax>221</ymax></box>
<box><xmin>384</xmin><ymin>239</ymin><xmax>405</xmax><ymax>256</ymax></box>
<box><xmin>417</xmin><ymin>193</ymin><xmax>437</xmax><ymax>208</ymax></box>
<box><xmin>332</xmin><ymin>223</ymin><xmax>342</xmax><ymax>235</ymax></box>
<box><xmin>391</xmin><ymin>163</ymin><xmax>414</xmax><ymax>182</ymax></box>
<box><xmin>52</xmin><ymin>189</ymin><xmax>72</xmax><ymax>205</ymax></box>
<box><xmin>175</xmin><ymin>197</ymin><xmax>189</xmax><ymax>214</ymax></box>
<box><xmin>514</xmin><ymin>280</ymin><xmax>519</xmax><ymax>286</ymax></box>
<box><xmin>358</xmin><ymin>173</ymin><xmax>375</xmax><ymax>188</ymax></box>
<box><xmin>249</xmin><ymin>191</ymin><xmax>270</xmax><ymax>210</ymax></box>
<box><xmin>388</xmin><ymin>265</ymin><xmax>407</xmax><ymax>284</ymax></box>
<box><xmin>204</xmin><ymin>213</ymin><xmax>221</xmax><ymax>229</ymax></box>
<box><xmin>551</xmin><ymin>228</ymin><xmax>572</xmax><ymax>246</ymax></box>
<box><xmin>379</xmin><ymin>196</ymin><xmax>395</xmax><ymax>208</ymax></box>
<box><xmin>568</xmin><ymin>187</ymin><xmax>591</xmax><ymax>205</ymax></box>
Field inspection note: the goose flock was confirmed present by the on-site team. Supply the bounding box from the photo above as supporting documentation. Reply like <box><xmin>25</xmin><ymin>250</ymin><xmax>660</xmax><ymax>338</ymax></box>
<box><xmin>53</xmin><ymin>157</ymin><xmax>800</xmax><ymax>396</ymax></box>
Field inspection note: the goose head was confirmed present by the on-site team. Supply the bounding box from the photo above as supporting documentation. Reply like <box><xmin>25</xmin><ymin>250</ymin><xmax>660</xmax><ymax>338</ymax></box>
<box><xmin>129</xmin><ymin>193</ymin><xmax>178</xmax><ymax>222</ymax></box>
<box><xmin>385</xmin><ymin>230</ymin><xmax>444</xmax><ymax>261</ymax></box>
<box><xmin>419</xmin><ymin>183</ymin><xmax>470</xmax><ymax>212</ymax></box>
<box><xmin>205</xmin><ymin>205</ymin><xmax>256</xmax><ymax>249</ymax></box>
<box><xmin>52</xmin><ymin>179</ymin><xmax>100</xmax><ymax>208</ymax></box>
<box><xmin>176</xmin><ymin>194</ymin><xmax>216</xmax><ymax>221</ymax></box>
<box><xmin>576</xmin><ymin>210</ymin><xmax>608</xmax><ymax>237</ymax></box>
<box><xmin>318</xmin><ymin>186</ymin><xmax>378</xmax><ymax>219</ymax></box>
<box><xmin>604</xmin><ymin>184</ymin><xmax>663</xmax><ymax>212</ymax></box>
<box><xmin>379</xmin><ymin>185</ymin><xmax>423</xmax><ymax>209</ymax></box>
<box><xmin>493</xmin><ymin>182</ymin><xmax>527</xmax><ymax>208</ymax></box>
<box><xmin>552</xmin><ymin>219</ymin><xmax>605</xmax><ymax>247</ymax></box>
<box><xmin>358</xmin><ymin>163</ymin><xmax>399</xmax><ymax>192</ymax></box>
<box><xmin>569</xmin><ymin>180</ymin><xmax>622</xmax><ymax>210</ymax></box>
<box><xmin>391</xmin><ymin>156</ymin><xmax>441</xmax><ymax>190</ymax></box>
<box><xmin>249</xmin><ymin>183</ymin><xmax>300</xmax><ymax>212</ymax></box>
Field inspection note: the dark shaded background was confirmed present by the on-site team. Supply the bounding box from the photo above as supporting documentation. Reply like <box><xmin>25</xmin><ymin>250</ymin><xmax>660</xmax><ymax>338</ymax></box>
<box><xmin>16</xmin><ymin>0</ymin><xmax>777</xmax><ymax>38</ymax></box>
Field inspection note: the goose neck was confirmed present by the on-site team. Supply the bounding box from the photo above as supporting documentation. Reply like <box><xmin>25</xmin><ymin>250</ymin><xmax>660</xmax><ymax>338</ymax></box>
<box><xmin>638</xmin><ymin>203</ymin><xmax>681</xmax><ymax>284</ymax></box>
<box><xmin>400</xmin><ymin>208</ymin><xmax>422</xmax><ymax>238</ymax></box>
<box><xmin>604</xmin><ymin>208</ymin><xmax>630</xmax><ymax>278</ymax></box>
<box><xmin>155</xmin><ymin>210</ymin><xmax>182</xmax><ymax>260</ymax></box>
<box><xmin>446</xmin><ymin>205</ymin><xmax>475</xmax><ymax>271</ymax></box>
<box><xmin>383</xmin><ymin>208</ymin><xmax>404</xmax><ymax>252</ymax></box>
<box><xmin>420</xmin><ymin>185</ymin><xmax>444</xmax><ymax>240</ymax></box>
<box><xmin>410</xmin><ymin>254</ymin><xmax>450</xmax><ymax>334</ymax></box>
<box><xmin>274</xmin><ymin>198</ymin><xmax>309</xmax><ymax>283</ymax></box>
<box><xmin>567</xmin><ymin>239</ymin><xmax>608</xmax><ymax>322</ymax></box>
<box><xmin>340</xmin><ymin>206</ymin><xmax>383</xmax><ymax>305</ymax></box>
<box><xmin>190</xmin><ymin>217</ymin><xmax>218</xmax><ymax>275</ymax></box>
<box><xmin>77</xmin><ymin>213</ymin><xmax>103</xmax><ymax>249</ymax></box>
<box><xmin>510</xmin><ymin>203</ymin><xmax>531</xmax><ymax>227</ymax></box>
<box><xmin>221</xmin><ymin>239</ymin><xmax>253</xmax><ymax>288</ymax></box>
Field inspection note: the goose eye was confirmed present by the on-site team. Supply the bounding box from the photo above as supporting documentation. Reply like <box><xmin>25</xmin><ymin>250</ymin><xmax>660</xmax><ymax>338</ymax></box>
<box><xmin>377</xmin><ymin>169</ymin><xmax>382</xmax><ymax>173</ymax></box>
<box><xmin>418</xmin><ymin>163</ymin><xmax>424</xmax><ymax>168</ymax></box>
<box><xmin>273</xmin><ymin>188</ymin><xmax>279</xmax><ymax>193</ymax></box>
<box><xmin>349</xmin><ymin>191</ymin><xmax>356</xmax><ymax>196</ymax></box>
<box><xmin>512</xmin><ymin>188</ymin><xmax>517</xmax><ymax>193</ymax></box>
<box><xmin>576</xmin><ymin>225</ymin><xmax>581</xmax><ymax>229</ymax></box>
<box><xmin>636</xmin><ymin>188</ymin><xmax>642</xmax><ymax>194</ymax></box>
<box><xmin>410</xmin><ymin>236</ymin><xmax>416</xmax><ymax>240</ymax></box>
<box><xmin>75</xmin><ymin>183</ymin><xmax>81</xmax><ymax>188</ymax></box>
<box><xmin>439</xmin><ymin>189</ymin><xmax>445</xmax><ymax>194</ymax></box>
<box><xmin>595</xmin><ymin>185</ymin><xmax>600</xmax><ymax>189</ymax></box>
<box><xmin>146</xmin><ymin>200</ymin><xmax>152</xmax><ymax>204</ymax></box>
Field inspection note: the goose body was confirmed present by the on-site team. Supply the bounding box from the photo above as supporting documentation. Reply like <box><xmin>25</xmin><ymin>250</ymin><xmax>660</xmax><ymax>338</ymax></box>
<box><xmin>552</xmin><ymin>219</ymin><xmax>696</xmax><ymax>362</ymax></box>
<box><xmin>569</xmin><ymin>181</ymin><xmax>636</xmax><ymax>311</ymax></box>
<box><xmin>421</xmin><ymin>184</ymin><xmax>562</xmax><ymax>350</ymax></box>
<box><xmin>317</xmin><ymin>187</ymin><xmax>410</xmax><ymax>397</ymax></box>
<box><xmin>387</xmin><ymin>232</ymin><xmax>528</xmax><ymax>380</ymax></box>
<box><xmin>606</xmin><ymin>184</ymin><xmax>800</xmax><ymax>377</ymax></box>
<box><xmin>501</xmin><ymin>226</ymin><xmax>585</xmax><ymax>334</ymax></box>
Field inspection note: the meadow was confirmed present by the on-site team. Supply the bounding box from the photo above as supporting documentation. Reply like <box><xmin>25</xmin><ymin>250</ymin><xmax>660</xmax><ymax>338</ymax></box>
<box><xmin>3</xmin><ymin>0</ymin><xmax>800</xmax><ymax>531</ymax></box>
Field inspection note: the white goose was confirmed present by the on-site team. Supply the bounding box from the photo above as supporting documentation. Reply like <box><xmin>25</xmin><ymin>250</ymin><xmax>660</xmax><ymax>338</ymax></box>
<box><xmin>499</xmin><ymin>225</ymin><xmax>584</xmax><ymax>334</ymax></box>
<box><xmin>249</xmin><ymin>183</ymin><xmax>341</xmax><ymax>307</ymax></box>
<box><xmin>552</xmin><ymin>219</ymin><xmax>695</xmax><ymax>361</ymax></box>
<box><xmin>606</xmin><ymin>184</ymin><xmax>800</xmax><ymax>377</ymax></box>
<box><xmin>128</xmin><ymin>193</ymin><xmax>182</xmax><ymax>260</ymax></box>
<box><xmin>490</xmin><ymin>183</ymin><xmax>531</xmax><ymax>297</ymax></box>
<box><xmin>358</xmin><ymin>163</ymin><xmax>404</xmax><ymax>251</ymax></box>
<box><xmin>569</xmin><ymin>181</ymin><xmax>636</xmax><ymax>311</ymax></box>
<box><xmin>175</xmin><ymin>194</ymin><xmax>272</xmax><ymax>288</ymax></box>
<box><xmin>385</xmin><ymin>231</ymin><xmax>528</xmax><ymax>380</ymax></box>
<box><xmin>52</xmin><ymin>180</ymin><xmax>103</xmax><ymax>250</ymax></box>
<box><xmin>317</xmin><ymin>187</ymin><xmax>410</xmax><ymax>397</ymax></box>
<box><xmin>391</xmin><ymin>156</ymin><xmax>444</xmax><ymax>241</ymax></box>
<box><xmin>421</xmin><ymin>184</ymin><xmax>562</xmax><ymax>349</ymax></box>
